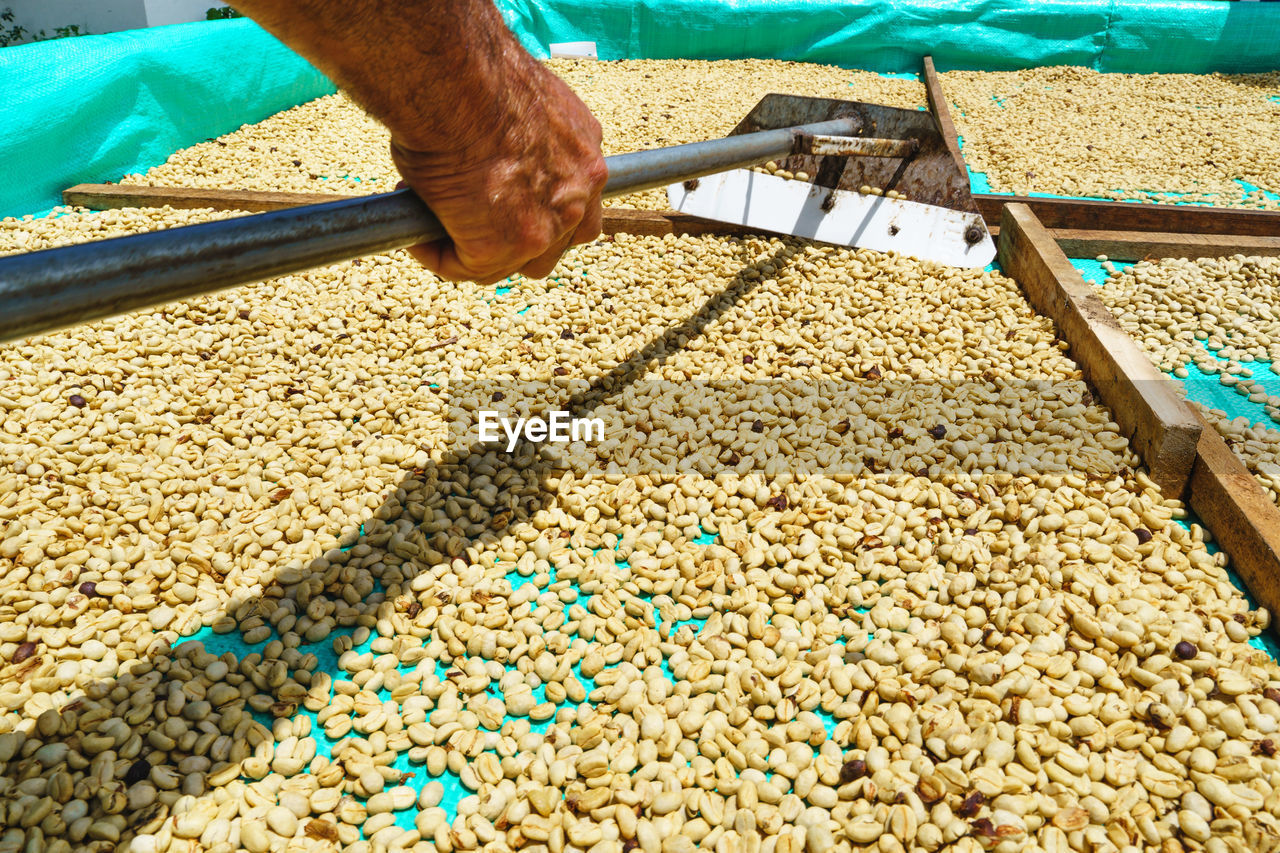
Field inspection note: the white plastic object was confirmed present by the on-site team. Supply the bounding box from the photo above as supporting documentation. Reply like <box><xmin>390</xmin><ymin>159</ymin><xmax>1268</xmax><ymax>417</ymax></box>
<box><xmin>668</xmin><ymin>169</ymin><xmax>996</xmax><ymax>269</ymax></box>
<box><xmin>549</xmin><ymin>41</ymin><xmax>598</xmax><ymax>59</ymax></box>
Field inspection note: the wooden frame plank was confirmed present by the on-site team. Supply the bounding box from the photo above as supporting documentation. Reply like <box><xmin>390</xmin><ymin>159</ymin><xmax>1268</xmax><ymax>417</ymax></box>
<box><xmin>68</xmin><ymin>183</ymin><xmax>1280</xmax><ymax>240</ymax></box>
<box><xmin>921</xmin><ymin>56</ymin><xmax>967</xmax><ymax>179</ymax></box>
<box><xmin>62</xmin><ymin>183</ymin><xmax>343</xmax><ymax>213</ymax></box>
<box><xmin>598</xmin><ymin>208</ymin><xmax>762</xmax><ymax>239</ymax></box>
<box><xmin>1053</xmin><ymin>229</ymin><xmax>1280</xmax><ymax>262</ymax></box>
<box><xmin>1188</xmin><ymin>412</ymin><xmax>1280</xmax><ymax>623</ymax></box>
<box><xmin>61</xmin><ymin>184</ymin><xmax>767</xmax><ymax>239</ymax></box>
<box><xmin>607</xmin><ymin>221</ymin><xmax>1280</xmax><ymax>262</ymax></box>
<box><xmin>996</xmin><ymin>203</ymin><xmax>1202</xmax><ymax>495</ymax></box>
<box><xmin>976</xmin><ymin>194</ymin><xmax>1280</xmax><ymax>237</ymax></box>
<box><xmin>62</xmin><ymin>184</ymin><xmax>1280</xmax><ymax>272</ymax></box>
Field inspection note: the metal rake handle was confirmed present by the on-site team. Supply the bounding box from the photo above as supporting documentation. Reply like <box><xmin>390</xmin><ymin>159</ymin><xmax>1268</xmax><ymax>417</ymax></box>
<box><xmin>0</xmin><ymin>117</ymin><xmax>860</xmax><ymax>344</ymax></box>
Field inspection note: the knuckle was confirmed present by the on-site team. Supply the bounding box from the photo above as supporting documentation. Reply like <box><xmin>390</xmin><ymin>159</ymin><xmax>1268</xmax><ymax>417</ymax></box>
<box><xmin>585</xmin><ymin>157</ymin><xmax>609</xmax><ymax>192</ymax></box>
<box><xmin>558</xmin><ymin>200</ymin><xmax>589</xmax><ymax>228</ymax></box>
<box><xmin>512</xmin><ymin>233</ymin><xmax>551</xmax><ymax>262</ymax></box>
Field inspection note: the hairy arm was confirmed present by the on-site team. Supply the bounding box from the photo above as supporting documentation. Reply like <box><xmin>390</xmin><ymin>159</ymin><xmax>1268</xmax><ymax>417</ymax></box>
<box><xmin>230</xmin><ymin>0</ymin><xmax>607</xmax><ymax>283</ymax></box>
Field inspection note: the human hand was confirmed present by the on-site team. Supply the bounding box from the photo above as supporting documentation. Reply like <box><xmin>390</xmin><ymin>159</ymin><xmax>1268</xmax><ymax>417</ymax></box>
<box><xmin>390</xmin><ymin>57</ymin><xmax>607</xmax><ymax>285</ymax></box>
<box><xmin>229</xmin><ymin>0</ymin><xmax>605</xmax><ymax>284</ymax></box>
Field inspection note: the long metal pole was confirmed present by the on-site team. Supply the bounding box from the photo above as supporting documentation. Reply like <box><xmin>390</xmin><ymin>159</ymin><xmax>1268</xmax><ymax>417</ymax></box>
<box><xmin>0</xmin><ymin>118</ymin><xmax>857</xmax><ymax>345</ymax></box>
<box><xmin>600</xmin><ymin>118</ymin><xmax>856</xmax><ymax>195</ymax></box>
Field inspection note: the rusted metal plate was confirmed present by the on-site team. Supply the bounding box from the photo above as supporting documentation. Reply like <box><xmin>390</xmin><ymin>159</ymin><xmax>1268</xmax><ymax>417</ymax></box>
<box><xmin>800</xmin><ymin>134</ymin><xmax>919</xmax><ymax>159</ymax></box>
<box><xmin>732</xmin><ymin>94</ymin><xmax>980</xmax><ymax>216</ymax></box>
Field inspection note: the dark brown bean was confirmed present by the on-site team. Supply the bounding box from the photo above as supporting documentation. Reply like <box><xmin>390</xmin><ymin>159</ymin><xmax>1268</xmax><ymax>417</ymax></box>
<box><xmin>12</xmin><ymin>642</ymin><xmax>36</xmax><ymax>664</ymax></box>
<box><xmin>304</xmin><ymin>820</ymin><xmax>339</xmax><ymax>841</ymax></box>
<box><xmin>970</xmin><ymin>818</ymin><xmax>996</xmax><ymax>838</ymax></box>
<box><xmin>838</xmin><ymin>758</ymin><xmax>867</xmax><ymax>785</ymax></box>
<box><xmin>957</xmin><ymin>790</ymin><xmax>985</xmax><ymax>817</ymax></box>
<box><xmin>124</xmin><ymin>760</ymin><xmax>151</xmax><ymax>785</ymax></box>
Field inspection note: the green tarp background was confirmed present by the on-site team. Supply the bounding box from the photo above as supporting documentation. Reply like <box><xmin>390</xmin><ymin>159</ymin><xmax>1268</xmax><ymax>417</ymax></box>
<box><xmin>498</xmin><ymin>0</ymin><xmax>1280</xmax><ymax>74</ymax></box>
<box><xmin>2</xmin><ymin>1</ymin><xmax>1278</xmax><ymax>218</ymax></box>
<box><xmin>0</xmin><ymin>20</ymin><xmax>334</xmax><ymax>219</ymax></box>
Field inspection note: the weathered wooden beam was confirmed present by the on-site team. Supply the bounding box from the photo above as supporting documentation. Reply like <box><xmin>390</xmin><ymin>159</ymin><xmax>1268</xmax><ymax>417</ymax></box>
<box><xmin>69</xmin><ymin>183</ymin><xmax>1280</xmax><ymax>243</ymax></box>
<box><xmin>63</xmin><ymin>183</ymin><xmax>344</xmax><ymax>213</ymax></box>
<box><xmin>598</xmin><ymin>208</ymin><xmax>763</xmax><ymax>239</ymax></box>
<box><xmin>1187</xmin><ymin>412</ymin><xmax>1280</xmax><ymax>627</ymax></box>
<box><xmin>61</xmin><ymin>184</ymin><xmax>770</xmax><ymax>240</ymax></box>
<box><xmin>976</xmin><ymin>194</ymin><xmax>1280</xmax><ymax>237</ymax></box>
<box><xmin>996</xmin><ymin>203</ymin><xmax>1202</xmax><ymax>495</ymax></box>
<box><xmin>921</xmin><ymin>56</ymin><xmax>968</xmax><ymax>180</ymax></box>
<box><xmin>604</xmin><ymin>219</ymin><xmax>1280</xmax><ymax>262</ymax></box>
<box><xmin>1052</xmin><ymin>229</ymin><xmax>1280</xmax><ymax>262</ymax></box>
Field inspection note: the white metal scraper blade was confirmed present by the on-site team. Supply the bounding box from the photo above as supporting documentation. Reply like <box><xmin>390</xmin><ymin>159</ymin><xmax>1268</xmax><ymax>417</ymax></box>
<box><xmin>667</xmin><ymin>170</ymin><xmax>996</xmax><ymax>269</ymax></box>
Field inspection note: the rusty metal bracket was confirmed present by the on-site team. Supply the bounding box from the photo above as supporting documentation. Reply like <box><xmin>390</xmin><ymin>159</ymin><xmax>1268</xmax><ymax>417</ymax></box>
<box><xmin>796</xmin><ymin>135</ymin><xmax>920</xmax><ymax>159</ymax></box>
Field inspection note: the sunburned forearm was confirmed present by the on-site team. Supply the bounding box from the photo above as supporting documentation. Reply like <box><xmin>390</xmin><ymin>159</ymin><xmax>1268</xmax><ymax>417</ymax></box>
<box><xmin>229</xmin><ymin>0</ymin><xmax>608</xmax><ymax>284</ymax></box>
<box><xmin>229</xmin><ymin>0</ymin><xmax>535</xmax><ymax>151</ymax></box>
